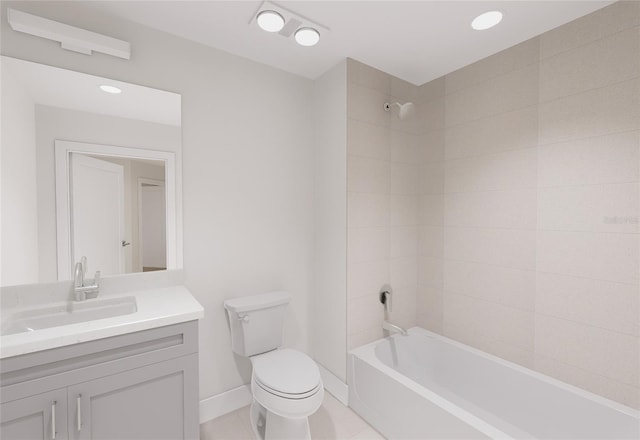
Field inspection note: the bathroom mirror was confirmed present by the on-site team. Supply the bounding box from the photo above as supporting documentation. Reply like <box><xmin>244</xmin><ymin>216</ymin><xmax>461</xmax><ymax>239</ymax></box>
<box><xmin>1</xmin><ymin>56</ymin><xmax>182</xmax><ymax>286</ymax></box>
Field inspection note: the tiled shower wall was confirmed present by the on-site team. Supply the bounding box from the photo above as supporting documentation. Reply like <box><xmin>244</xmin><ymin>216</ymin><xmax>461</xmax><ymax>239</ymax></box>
<box><xmin>346</xmin><ymin>59</ymin><xmax>421</xmax><ymax>349</ymax></box>
<box><xmin>347</xmin><ymin>1</ymin><xmax>639</xmax><ymax>409</ymax></box>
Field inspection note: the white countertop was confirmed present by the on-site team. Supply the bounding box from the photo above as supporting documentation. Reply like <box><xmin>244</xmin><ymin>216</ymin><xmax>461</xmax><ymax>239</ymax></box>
<box><xmin>0</xmin><ymin>285</ymin><xmax>204</xmax><ymax>359</ymax></box>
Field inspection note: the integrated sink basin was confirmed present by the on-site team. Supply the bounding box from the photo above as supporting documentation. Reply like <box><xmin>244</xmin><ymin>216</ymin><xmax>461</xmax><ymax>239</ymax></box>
<box><xmin>1</xmin><ymin>296</ymin><xmax>137</xmax><ymax>336</ymax></box>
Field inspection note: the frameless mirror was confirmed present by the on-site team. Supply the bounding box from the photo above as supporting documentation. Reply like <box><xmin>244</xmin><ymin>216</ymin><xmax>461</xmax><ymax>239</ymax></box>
<box><xmin>1</xmin><ymin>56</ymin><xmax>182</xmax><ymax>286</ymax></box>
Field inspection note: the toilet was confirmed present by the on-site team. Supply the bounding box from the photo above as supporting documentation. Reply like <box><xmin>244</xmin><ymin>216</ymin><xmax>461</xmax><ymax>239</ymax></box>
<box><xmin>224</xmin><ymin>291</ymin><xmax>323</xmax><ymax>440</ymax></box>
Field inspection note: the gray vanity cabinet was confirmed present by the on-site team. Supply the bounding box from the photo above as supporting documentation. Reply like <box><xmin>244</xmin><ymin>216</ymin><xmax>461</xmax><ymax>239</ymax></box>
<box><xmin>1</xmin><ymin>322</ymin><xmax>199</xmax><ymax>440</ymax></box>
<box><xmin>68</xmin><ymin>355</ymin><xmax>197</xmax><ymax>440</ymax></box>
<box><xmin>1</xmin><ymin>389</ymin><xmax>68</xmax><ymax>440</ymax></box>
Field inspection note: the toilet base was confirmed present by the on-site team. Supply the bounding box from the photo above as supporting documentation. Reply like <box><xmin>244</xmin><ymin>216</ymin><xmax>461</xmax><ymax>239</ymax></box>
<box><xmin>250</xmin><ymin>401</ymin><xmax>311</xmax><ymax>440</ymax></box>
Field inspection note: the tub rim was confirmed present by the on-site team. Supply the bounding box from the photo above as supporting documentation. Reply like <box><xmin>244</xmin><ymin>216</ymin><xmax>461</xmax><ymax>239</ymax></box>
<box><xmin>348</xmin><ymin>326</ymin><xmax>639</xmax><ymax>429</ymax></box>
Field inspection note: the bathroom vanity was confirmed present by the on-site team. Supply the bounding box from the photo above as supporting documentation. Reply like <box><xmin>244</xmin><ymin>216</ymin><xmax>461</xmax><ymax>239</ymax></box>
<box><xmin>0</xmin><ymin>285</ymin><xmax>204</xmax><ymax>440</ymax></box>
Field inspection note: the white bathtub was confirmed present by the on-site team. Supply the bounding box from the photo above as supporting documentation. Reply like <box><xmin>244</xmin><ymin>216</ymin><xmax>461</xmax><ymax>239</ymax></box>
<box><xmin>348</xmin><ymin>327</ymin><xmax>639</xmax><ymax>439</ymax></box>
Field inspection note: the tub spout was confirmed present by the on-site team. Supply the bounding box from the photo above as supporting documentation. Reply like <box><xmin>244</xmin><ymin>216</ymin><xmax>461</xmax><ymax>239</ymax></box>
<box><xmin>382</xmin><ymin>320</ymin><xmax>408</xmax><ymax>336</ymax></box>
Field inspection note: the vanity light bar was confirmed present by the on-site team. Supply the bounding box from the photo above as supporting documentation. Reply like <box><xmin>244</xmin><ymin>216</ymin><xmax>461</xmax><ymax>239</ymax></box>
<box><xmin>7</xmin><ymin>9</ymin><xmax>131</xmax><ymax>60</ymax></box>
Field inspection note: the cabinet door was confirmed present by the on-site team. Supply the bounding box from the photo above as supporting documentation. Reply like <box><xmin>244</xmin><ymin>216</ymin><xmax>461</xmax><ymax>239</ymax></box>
<box><xmin>68</xmin><ymin>354</ymin><xmax>198</xmax><ymax>440</ymax></box>
<box><xmin>1</xmin><ymin>389</ymin><xmax>68</xmax><ymax>440</ymax></box>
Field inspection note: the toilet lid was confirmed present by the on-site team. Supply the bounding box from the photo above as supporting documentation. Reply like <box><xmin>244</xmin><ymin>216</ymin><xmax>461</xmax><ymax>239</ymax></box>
<box><xmin>252</xmin><ymin>349</ymin><xmax>321</xmax><ymax>395</ymax></box>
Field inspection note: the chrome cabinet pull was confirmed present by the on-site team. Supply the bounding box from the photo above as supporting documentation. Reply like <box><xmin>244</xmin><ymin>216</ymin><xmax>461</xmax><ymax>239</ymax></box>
<box><xmin>77</xmin><ymin>395</ymin><xmax>82</xmax><ymax>431</ymax></box>
<box><xmin>51</xmin><ymin>401</ymin><xmax>56</xmax><ymax>439</ymax></box>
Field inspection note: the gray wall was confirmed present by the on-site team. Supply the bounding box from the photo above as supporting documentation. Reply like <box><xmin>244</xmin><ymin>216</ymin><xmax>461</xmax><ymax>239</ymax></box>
<box><xmin>1</xmin><ymin>1</ymin><xmax>315</xmax><ymax>400</ymax></box>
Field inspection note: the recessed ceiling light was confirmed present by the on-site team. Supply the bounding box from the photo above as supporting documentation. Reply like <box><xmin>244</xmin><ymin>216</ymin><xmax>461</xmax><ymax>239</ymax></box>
<box><xmin>471</xmin><ymin>11</ymin><xmax>503</xmax><ymax>30</ymax></box>
<box><xmin>257</xmin><ymin>10</ymin><xmax>285</xmax><ymax>33</ymax></box>
<box><xmin>294</xmin><ymin>27</ymin><xmax>320</xmax><ymax>47</ymax></box>
<box><xmin>99</xmin><ymin>85</ymin><xmax>122</xmax><ymax>94</ymax></box>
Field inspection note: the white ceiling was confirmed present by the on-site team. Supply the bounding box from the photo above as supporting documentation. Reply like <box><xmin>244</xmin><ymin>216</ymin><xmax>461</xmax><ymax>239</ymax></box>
<box><xmin>3</xmin><ymin>56</ymin><xmax>181</xmax><ymax>126</ymax></box>
<box><xmin>82</xmin><ymin>0</ymin><xmax>615</xmax><ymax>85</ymax></box>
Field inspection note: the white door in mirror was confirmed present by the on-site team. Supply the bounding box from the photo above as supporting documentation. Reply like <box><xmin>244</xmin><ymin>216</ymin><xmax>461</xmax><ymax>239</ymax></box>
<box><xmin>71</xmin><ymin>154</ymin><xmax>125</xmax><ymax>277</ymax></box>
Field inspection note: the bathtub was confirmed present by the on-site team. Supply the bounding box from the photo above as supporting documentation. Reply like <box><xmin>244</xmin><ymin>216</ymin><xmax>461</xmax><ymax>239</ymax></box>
<box><xmin>348</xmin><ymin>327</ymin><xmax>639</xmax><ymax>439</ymax></box>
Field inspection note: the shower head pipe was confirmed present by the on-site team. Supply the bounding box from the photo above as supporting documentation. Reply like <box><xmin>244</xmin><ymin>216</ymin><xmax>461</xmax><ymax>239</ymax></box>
<box><xmin>384</xmin><ymin>101</ymin><xmax>415</xmax><ymax>120</ymax></box>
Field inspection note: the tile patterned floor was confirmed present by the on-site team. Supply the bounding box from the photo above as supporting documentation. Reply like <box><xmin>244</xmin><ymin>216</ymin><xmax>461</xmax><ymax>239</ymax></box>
<box><xmin>200</xmin><ymin>392</ymin><xmax>384</xmax><ymax>440</ymax></box>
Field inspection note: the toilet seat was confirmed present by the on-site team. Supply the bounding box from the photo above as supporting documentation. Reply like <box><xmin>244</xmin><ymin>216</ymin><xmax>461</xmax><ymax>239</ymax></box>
<box><xmin>251</xmin><ymin>349</ymin><xmax>324</xmax><ymax>419</ymax></box>
<box><xmin>252</xmin><ymin>349</ymin><xmax>322</xmax><ymax>395</ymax></box>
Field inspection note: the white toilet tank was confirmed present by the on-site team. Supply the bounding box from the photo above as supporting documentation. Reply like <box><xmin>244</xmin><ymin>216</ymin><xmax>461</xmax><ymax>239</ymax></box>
<box><xmin>224</xmin><ymin>291</ymin><xmax>291</xmax><ymax>356</ymax></box>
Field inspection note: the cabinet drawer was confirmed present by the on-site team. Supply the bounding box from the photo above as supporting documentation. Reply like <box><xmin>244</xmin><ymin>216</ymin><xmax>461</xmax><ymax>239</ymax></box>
<box><xmin>1</xmin><ymin>321</ymin><xmax>197</xmax><ymax>403</ymax></box>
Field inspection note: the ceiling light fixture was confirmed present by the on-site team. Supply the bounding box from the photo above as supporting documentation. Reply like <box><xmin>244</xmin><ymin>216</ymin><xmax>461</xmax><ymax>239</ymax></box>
<box><xmin>99</xmin><ymin>85</ymin><xmax>122</xmax><ymax>94</ymax></box>
<box><xmin>471</xmin><ymin>11</ymin><xmax>503</xmax><ymax>30</ymax></box>
<box><xmin>7</xmin><ymin>8</ymin><xmax>131</xmax><ymax>59</ymax></box>
<box><xmin>294</xmin><ymin>27</ymin><xmax>320</xmax><ymax>47</ymax></box>
<box><xmin>257</xmin><ymin>10</ymin><xmax>285</xmax><ymax>33</ymax></box>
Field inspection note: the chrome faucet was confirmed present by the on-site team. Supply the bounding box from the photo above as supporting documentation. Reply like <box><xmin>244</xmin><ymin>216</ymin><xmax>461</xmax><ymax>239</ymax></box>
<box><xmin>380</xmin><ymin>288</ymin><xmax>408</xmax><ymax>336</ymax></box>
<box><xmin>74</xmin><ymin>256</ymin><xmax>100</xmax><ymax>301</ymax></box>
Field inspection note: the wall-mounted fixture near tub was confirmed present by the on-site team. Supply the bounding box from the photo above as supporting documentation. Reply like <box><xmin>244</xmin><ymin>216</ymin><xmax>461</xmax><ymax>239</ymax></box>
<box><xmin>383</xmin><ymin>101</ymin><xmax>415</xmax><ymax>120</ymax></box>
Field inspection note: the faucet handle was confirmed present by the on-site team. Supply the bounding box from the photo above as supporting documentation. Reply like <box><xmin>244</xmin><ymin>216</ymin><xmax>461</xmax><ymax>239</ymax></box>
<box><xmin>93</xmin><ymin>270</ymin><xmax>101</xmax><ymax>286</ymax></box>
<box><xmin>380</xmin><ymin>289</ymin><xmax>392</xmax><ymax>313</ymax></box>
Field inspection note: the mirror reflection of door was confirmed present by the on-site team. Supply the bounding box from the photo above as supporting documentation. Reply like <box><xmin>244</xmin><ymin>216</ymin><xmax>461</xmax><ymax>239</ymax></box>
<box><xmin>138</xmin><ymin>179</ymin><xmax>166</xmax><ymax>272</ymax></box>
<box><xmin>70</xmin><ymin>153</ymin><xmax>125</xmax><ymax>276</ymax></box>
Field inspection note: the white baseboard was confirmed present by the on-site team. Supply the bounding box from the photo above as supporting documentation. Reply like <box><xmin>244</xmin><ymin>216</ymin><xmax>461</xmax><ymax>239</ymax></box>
<box><xmin>199</xmin><ymin>365</ymin><xmax>349</xmax><ymax>424</ymax></box>
<box><xmin>199</xmin><ymin>384</ymin><xmax>252</xmax><ymax>424</ymax></box>
<box><xmin>318</xmin><ymin>363</ymin><xmax>349</xmax><ymax>405</ymax></box>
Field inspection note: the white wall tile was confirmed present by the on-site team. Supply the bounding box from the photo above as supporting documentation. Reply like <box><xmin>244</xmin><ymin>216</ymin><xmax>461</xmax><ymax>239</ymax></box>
<box><xmin>390</xmin><ymin>194</ymin><xmax>419</xmax><ymax>226</ymax></box>
<box><xmin>347</xmin><ymin>83</ymin><xmax>391</xmax><ymax>127</ymax></box>
<box><xmin>417</xmin><ymin>96</ymin><xmax>445</xmax><ymax>133</ymax></box>
<box><xmin>347</xmin><ymin>58</ymin><xmax>391</xmax><ymax>94</ymax></box>
<box><xmin>444</xmin><ymin>148</ymin><xmax>537</xmax><ymax>193</ymax></box>
<box><xmin>539</xmin><ymin>1</ymin><xmax>640</xmax><ymax>59</ymax></box>
<box><xmin>444</xmin><ymin>227</ymin><xmax>536</xmax><ymax>271</ymax></box>
<box><xmin>540</xmin><ymin>27</ymin><xmax>640</xmax><ymax>102</ymax></box>
<box><xmin>390</xmin><ymin>130</ymin><xmax>421</xmax><ymax>164</ymax></box>
<box><xmin>444</xmin><ymin>260</ymin><xmax>535</xmax><ymax>311</ymax></box>
<box><xmin>420</xmin><ymin>129</ymin><xmax>445</xmax><ymax>164</ymax></box>
<box><xmin>418</xmin><ymin>256</ymin><xmax>444</xmax><ymax>289</ymax></box>
<box><xmin>446</xmin><ymin>38</ymin><xmax>540</xmax><ymax>94</ymax></box>
<box><xmin>389</xmin><ymin>256</ymin><xmax>418</xmax><ymax>288</ymax></box>
<box><xmin>537</xmin><ymin>230</ymin><xmax>639</xmax><ymax>284</ymax></box>
<box><xmin>538</xmin><ymin>79</ymin><xmax>639</xmax><ymax>145</ymax></box>
<box><xmin>348</xmin><ymin>193</ymin><xmax>389</xmax><ymax>229</ymax></box>
<box><xmin>348</xmin><ymin>293</ymin><xmax>385</xmax><ymax>335</ymax></box>
<box><xmin>538</xmin><ymin>131</ymin><xmax>640</xmax><ymax>187</ymax></box>
<box><xmin>421</xmin><ymin>162</ymin><xmax>445</xmax><ymax>194</ymax></box>
<box><xmin>445</xmin><ymin>106</ymin><xmax>538</xmax><ymax>160</ymax></box>
<box><xmin>538</xmin><ymin>183</ymin><xmax>639</xmax><ymax>233</ymax></box>
<box><xmin>443</xmin><ymin>293</ymin><xmax>535</xmax><ymax>351</ymax></box>
<box><xmin>347</xmin><ymin>119</ymin><xmax>390</xmax><ymax>160</ymax></box>
<box><xmin>418</xmin><ymin>225</ymin><xmax>444</xmax><ymax>258</ymax></box>
<box><xmin>444</xmin><ymin>189</ymin><xmax>537</xmax><ymax>230</ymax></box>
<box><xmin>347</xmin><ymin>155</ymin><xmax>389</xmax><ymax>194</ymax></box>
<box><xmin>536</xmin><ymin>272</ymin><xmax>638</xmax><ymax>336</ymax></box>
<box><xmin>390</xmin><ymin>225</ymin><xmax>419</xmax><ymax>258</ymax></box>
<box><xmin>535</xmin><ymin>314</ymin><xmax>638</xmax><ymax>386</ymax></box>
<box><xmin>445</xmin><ymin>65</ymin><xmax>538</xmax><ymax>127</ymax></box>
<box><xmin>534</xmin><ymin>353</ymin><xmax>640</xmax><ymax>409</ymax></box>
<box><xmin>419</xmin><ymin>194</ymin><xmax>444</xmax><ymax>226</ymax></box>
<box><xmin>417</xmin><ymin>286</ymin><xmax>443</xmax><ymax>332</ymax></box>
<box><xmin>347</xmin><ymin>259</ymin><xmax>389</xmax><ymax>300</ymax></box>
<box><xmin>390</xmin><ymin>162</ymin><xmax>420</xmax><ymax>195</ymax></box>
<box><xmin>347</xmin><ymin>227</ymin><xmax>389</xmax><ymax>264</ymax></box>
